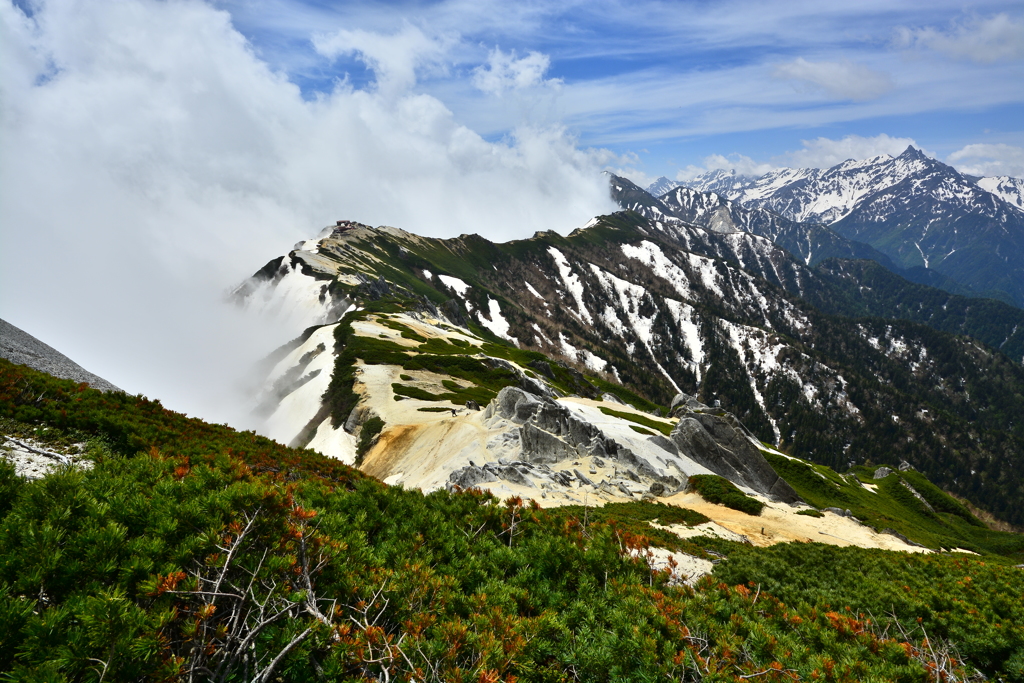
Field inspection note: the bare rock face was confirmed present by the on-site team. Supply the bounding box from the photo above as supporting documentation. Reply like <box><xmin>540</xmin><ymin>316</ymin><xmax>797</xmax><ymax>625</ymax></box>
<box><xmin>451</xmin><ymin>387</ymin><xmax>801</xmax><ymax>503</ymax></box>
<box><xmin>670</xmin><ymin>409</ymin><xmax>801</xmax><ymax>504</ymax></box>
<box><xmin>669</xmin><ymin>392</ymin><xmax>710</xmax><ymax>416</ymax></box>
<box><xmin>0</xmin><ymin>318</ymin><xmax>121</xmax><ymax>392</ymax></box>
<box><xmin>451</xmin><ymin>387</ymin><xmax>684</xmax><ymax>494</ymax></box>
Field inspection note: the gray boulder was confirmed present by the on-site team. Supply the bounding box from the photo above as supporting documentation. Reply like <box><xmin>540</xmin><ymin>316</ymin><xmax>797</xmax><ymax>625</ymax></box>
<box><xmin>670</xmin><ymin>410</ymin><xmax>800</xmax><ymax>503</ymax></box>
<box><xmin>669</xmin><ymin>392</ymin><xmax>709</xmax><ymax>416</ymax></box>
<box><xmin>449</xmin><ymin>466</ymin><xmax>499</xmax><ymax>488</ymax></box>
<box><xmin>520</xmin><ymin>423</ymin><xmax>577</xmax><ymax>464</ymax></box>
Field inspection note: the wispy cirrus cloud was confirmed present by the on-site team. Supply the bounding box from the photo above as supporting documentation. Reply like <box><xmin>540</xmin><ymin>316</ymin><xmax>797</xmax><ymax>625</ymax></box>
<box><xmin>773</xmin><ymin>58</ymin><xmax>893</xmax><ymax>101</ymax></box>
<box><xmin>896</xmin><ymin>13</ymin><xmax>1024</xmax><ymax>63</ymax></box>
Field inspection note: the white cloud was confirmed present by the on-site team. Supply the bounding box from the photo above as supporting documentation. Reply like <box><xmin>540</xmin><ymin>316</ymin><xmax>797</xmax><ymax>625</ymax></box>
<box><xmin>472</xmin><ymin>47</ymin><xmax>559</xmax><ymax>95</ymax></box>
<box><xmin>779</xmin><ymin>134</ymin><xmax>919</xmax><ymax>168</ymax></box>
<box><xmin>312</xmin><ymin>23</ymin><xmax>452</xmax><ymax>96</ymax></box>
<box><xmin>0</xmin><ymin>0</ymin><xmax>615</xmax><ymax>426</ymax></box>
<box><xmin>947</xmin><ymin>143</ymin><xmax>1024</xmax><ymax>178</ymax></box>
<box><xmin>896</xmin><ymin>13</ymin><xmax>1024</xmax><ymax>63</ymax></box>
<box><xmin>773</xmin><ymin>58</ymin><xmax>893</xmax><ymax>101</ymax></box>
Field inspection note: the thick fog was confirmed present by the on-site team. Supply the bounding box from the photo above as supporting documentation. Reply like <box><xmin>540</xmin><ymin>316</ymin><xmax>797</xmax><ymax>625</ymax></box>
<box><xmin>0</xmin><ymin>0</ymin><xmax>616</xmax><ymax>427</ymax></box>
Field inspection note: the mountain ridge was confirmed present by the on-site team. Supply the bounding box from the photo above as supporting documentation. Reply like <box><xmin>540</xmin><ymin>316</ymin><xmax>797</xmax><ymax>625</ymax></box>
<box><xmin>0</xmin><ymin>318</ymin><xmax>120</xmax><ymax>393</ymax></box>
<box><xmin>235</xmin><ymin>214</ymin><xmax>1024</xmax><ymax>525</ymax></box>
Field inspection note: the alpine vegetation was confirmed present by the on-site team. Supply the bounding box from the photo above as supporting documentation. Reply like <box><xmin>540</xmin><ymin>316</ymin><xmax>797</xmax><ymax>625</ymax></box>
<box><xmin>3</xmin><ymin>169</ymin><xmax>1024</xmax><ymax>680</ymax></box>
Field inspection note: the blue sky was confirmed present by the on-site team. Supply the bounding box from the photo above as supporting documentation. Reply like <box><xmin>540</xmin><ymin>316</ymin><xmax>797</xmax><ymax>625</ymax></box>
<box><xmin>1</xmin><ymin>0</ymin><xmax>1023</xmax><ymax>420</ymax></box>
<box><xmin>216</xmin><ymin>0</ymin><xmax>1024</xmax><ymax>183</ymax></box>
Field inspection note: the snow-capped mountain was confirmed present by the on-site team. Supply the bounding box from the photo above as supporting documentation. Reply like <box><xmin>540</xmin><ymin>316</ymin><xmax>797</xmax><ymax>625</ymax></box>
<box><xmin>669</xmin><ymin>169</ymin><xmax>757</xmax><ymax>199</ymax></box>
<box><xmin>645</xmin><ymin>176</ymin><xmax>684</xmax><ymax>196</ymax></box>
<box><xmin>977</xmin><ymin>175</ymin><xmax>1024</xmax><ymax>212</ymax></box>
<box><xmin>234</xmin><ymin>212</ymin><xmax>1024</xmax><ymax>524</ymax></box>
<box><xmin>676</xmin><ymin>148</ymin><xmax>1024</xmax><ymax>306</ymax></box>
<box><xmin>611</xmin><ymin>175</ymin><xmax>893</xmax><ymax>268</ymax></box>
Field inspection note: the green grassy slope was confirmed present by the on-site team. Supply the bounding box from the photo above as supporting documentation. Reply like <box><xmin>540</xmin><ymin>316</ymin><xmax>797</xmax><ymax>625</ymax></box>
<box><xmin>763</xmin><ymin>450</ymin><xmax>1024</xmax><ymax>557</ymax></box>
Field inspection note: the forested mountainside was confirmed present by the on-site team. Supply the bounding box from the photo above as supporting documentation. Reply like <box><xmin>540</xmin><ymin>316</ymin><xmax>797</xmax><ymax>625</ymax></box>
<box><xmin>236</xmin><ymin>215</ymin><xmax>1024</xmax><ymax>525</ymax></box>
<box><xmin>675</xmin><ymin>148</ymin><xmax>1024</xmax><ymax>307</ymax></box>
<box><xmin>3</xmin><ymin>356</ymin><xmax>1024</xmax><ymax>682</ymax></box>
<box><xmin>806</xmin><ymin>258</ymin><xmax>1024</xmax><ymax>365</ymax></box>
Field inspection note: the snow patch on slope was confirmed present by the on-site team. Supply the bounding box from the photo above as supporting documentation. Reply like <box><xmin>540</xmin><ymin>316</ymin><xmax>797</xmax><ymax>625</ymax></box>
<box><xmin>547</xmin><ymin>246</ymin><xmax>593</xmax><ymax>323</ymax></box>
<box><xmin>439</xmin><ymin>274</ymin><xmax>470</xmax><ymax>297</ymax></box>
<box><xmin>262</xmin><ymin>324</ymin><xmax>338</xmax><ymax>446</ymax></box>
<box><xmin>241</xmin><ymin>261</ymin><xmax>346</xmax><ymax>332</ymax></box>
<box><xmin>479</xmin><ymin>298</ymin><xmax>517</xmax><ymax>344</ymax></box>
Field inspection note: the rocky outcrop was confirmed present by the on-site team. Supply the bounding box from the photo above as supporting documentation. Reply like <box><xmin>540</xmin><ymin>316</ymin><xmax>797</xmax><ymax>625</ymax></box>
<box><xmin>448</xmin><ymin>387</ymin><xmax>687</xmax><ymax>494</ymax></box>
<box><xmin>449</xmin><ymin>458</ymin><xmax>576</xmax><ymax>491</ymax></box>
<box><xmin>670</xmin><ymin>409</ymin><xmax>801</xmax><ymax>503</ymax></box>
<box><xmin>489</xmin><ymin>387</ymin><xmax>682</xmax><ymax>487</ymax></box>
<box><xmin>669</xmin><ymin>392</ymin><xmax>709</xmax><ymax>415</ymax></box>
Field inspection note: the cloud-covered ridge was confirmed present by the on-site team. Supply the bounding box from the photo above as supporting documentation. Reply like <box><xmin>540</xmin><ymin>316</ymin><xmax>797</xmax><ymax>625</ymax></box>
<box><xmin>0</xmin><ymin>0</ymin><xmax>615</xmax><ymax>425</ymax></box>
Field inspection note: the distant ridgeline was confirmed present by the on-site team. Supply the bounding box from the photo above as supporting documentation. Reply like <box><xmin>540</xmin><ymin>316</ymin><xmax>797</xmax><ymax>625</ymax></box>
<box><xmin>653</xmin><ymin>147</ymin><xmax>1024</xmax><ymax>308</ymax></box>
<box><xmin>0</xmin><ymin>317</ymin><xmax>121</xmax><ymax>392</ymax></box>
<box><xmin>2</xmin><ymin>359</ymin><xmax>1024</xmax><ymax>681</ymax></box>
<box><xmin>236</xmin><ymin>211</ymin><xmax>1024</xmax><ymax>526</ymax></box>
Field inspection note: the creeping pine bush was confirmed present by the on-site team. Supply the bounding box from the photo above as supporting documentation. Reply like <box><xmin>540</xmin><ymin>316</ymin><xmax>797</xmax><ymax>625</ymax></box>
<box><xmin>355</xmin><ymin>416</ymin><xmax>385</xmax><ymax>462</ymax></box>
<box><xmin>688</xmin><ymin>474</ymin><xmax>764</xmax><ymax>515</ymax></box>
<box><xmin>2</xmin><ymin>359</ymin><xmax>1021</xmax><ymax>682</ymax></box>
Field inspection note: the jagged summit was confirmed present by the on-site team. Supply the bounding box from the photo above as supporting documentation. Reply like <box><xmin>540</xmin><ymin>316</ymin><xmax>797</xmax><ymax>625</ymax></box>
<box><xmin>898</xmin><ymin>144</ymin><xmax>927</xmax><ymax>160</ymax></box>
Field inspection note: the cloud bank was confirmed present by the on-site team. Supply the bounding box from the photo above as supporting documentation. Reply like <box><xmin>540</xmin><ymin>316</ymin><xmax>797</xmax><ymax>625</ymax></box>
<box><xmin>948</xmin><ymin>143</ymin><xmax>1024</xmax><ymax>178</ymax></box>
<box><xmin>0</xmin><ymin>0</ymin><xmax>615</xmax><ymax>426</ymax></box>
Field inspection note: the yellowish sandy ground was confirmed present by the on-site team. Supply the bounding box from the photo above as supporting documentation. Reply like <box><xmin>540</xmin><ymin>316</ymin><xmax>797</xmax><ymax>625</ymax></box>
<box><xmin>297</xmin><ymin>312</ymin><xmax>940</xmax><ymax>559</ymax></box>
<box><xmin>661</xmin><ymin>491</ymin><xmax>930</xmax><ymax>552</ymax></box>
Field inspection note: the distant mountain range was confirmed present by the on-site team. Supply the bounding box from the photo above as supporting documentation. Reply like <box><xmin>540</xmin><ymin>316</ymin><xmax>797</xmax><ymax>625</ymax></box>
<box><xmin>646</xmin><ymin>148</ymin><xmax>1024</xmax><ymax>306</ymax></box>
